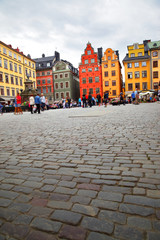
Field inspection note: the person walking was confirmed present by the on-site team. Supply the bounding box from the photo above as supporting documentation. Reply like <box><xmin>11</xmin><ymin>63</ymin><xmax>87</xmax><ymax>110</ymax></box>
<box><xmin>96</xmin><ymin>93</ymin><xmax>101</xmax><ymax>106</ymax></box>
<box><xmin>120</xmin><ymin>92</ymin><xmax>125</xmax><ymax>105</ymax></box>
<box><xmin>134</xmin><ymin>88</ymin><xmax>139</xmax><ymax>105</ymax></box>
<box><xmin>131</xmin><ymin>91</ymin><xmax>135</xmax><ymax>104</ymax></box>
<box><xmin>16</xmin><ymin>92</ymin><xmax>23</xmax><ymax>114</ymax></box>
<box><xmin>78</xmin><ymin>97</ymin><xmax>81</xmax><ymax>107</ymax></box>
<box><xmin>88</xmin><ymin>93</ymin><xmax>92</xmax><ymax>107</ymax></box>
<box><xmin>34</xmin><ymin>93</ymin><xmax>41</xmax><ymax>114</ymax></box>
<box><xmin>45</xmin><ymin>97</ymin><xmax>49</xmax><ymax>110</ymax></box>
<box><xmin>41</xmin><ymin>93</ymin><xmax>46</xmax><ymax>111</ymax></box>
<box><xmin>82</xmin><ymin>95</ymin><xmax>86</xmax><ymax>108</ymax></box>
<box><xmin>29</xmin><ymin>94</ymin><xmax>35</xmax><ymax>114</ymax></box>
<box><xmin>0</xmin><ymin>103</ymin><xmax>3</xmax><ymax>115</ymax></box>
<box><xmin>104</xmin><ymin>91</ymin><xmax>109</xmax><ymax>107</ymax></box>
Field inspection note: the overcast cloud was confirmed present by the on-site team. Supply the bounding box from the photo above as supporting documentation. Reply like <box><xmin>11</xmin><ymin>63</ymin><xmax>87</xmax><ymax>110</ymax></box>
<box><xmin>0</xmin><ymin>0</ymin><xmax>160</xmax><ymax>76</ymax></box>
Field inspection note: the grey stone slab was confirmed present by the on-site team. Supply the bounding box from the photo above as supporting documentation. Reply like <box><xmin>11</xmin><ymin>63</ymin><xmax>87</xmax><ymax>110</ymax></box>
<box><xmin>98</xmin><ymin>191</ymin><xmax>123</xmax><ymax>202</ymax></box>
<box><xmin>72</xmin><ymin>203</ymin><xmax>99</xmax><ymax>217</ymax></box>
<box><xmin>31</xmin><ymin>217</ymin><xmax>62</xmax><ymax>233</ymax></box>
<box><xmin>124</xmin><ymin>195</ymin><xmax>160</xmax><ymax>207</ymax></box>
<box><xmin>127</xmin><ymin>216</ymin><xmax>152</xmax><ymax>230</ymax></box>
<box><xmin>119</xmin><ymin>203</ymin><xmax>154</xmax><ymax>216</ymax></box>
<box><xmin>99</xmin><ymin>210</ymin><xmax>126</xmax><ymax>224</ymax></box>
<box><xmin>114</xmin><ymin>225</ymin><xmax>144</xmax><ymax>240</ymax></box>
<box><xmin>51</xmin><ymin>210</ymin><xmax>82</xmax><ymax>225</ymax></box>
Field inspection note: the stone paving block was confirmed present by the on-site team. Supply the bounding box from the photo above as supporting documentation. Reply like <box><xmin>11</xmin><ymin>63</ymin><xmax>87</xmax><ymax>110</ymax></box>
<box><xmin>77</xmin><ymin>189</ymin><xmax>97</xmax><ymax>198</ymax></box>
<box><xmin>70</xmin><ymin>195</ymin><xmax>91</xmax><ymax>205</ymax></box>
<box><xmin>51</xmin><ymin>210</ymin><xmax>82</xmax><ymax>225</ymax></box>
<box><xmin>87</xmin><ymin>232</ymin><xmax>118</xmax><ymax>240</ymax></box>
<box><xmin>77</xmin><ymin>183</ymin><xmax>100</xmax><ymax>191</ymax></box>
<box><xmin>0</xmin><ymin>222</ymin><xmax>29</xmax><ymax>239</ymax></box>
<box><xmin>40</xmin><ymin>185</ymin><xmax>55</xmax><ymax>192</ymax></box>
<box><xmin>147</xmin><ymin>190</ymin><xmax>160</xmax><ymax>198</ymax></box>
<box><xmin>58</xmin><ymin>180</ymin><xmax>77</xmax><ymax>188</ymax></box>
<box><xmin>49</xmin><ymin>192</ymin><xmax>70</xmax><ymax>201</ymax></box>
<box><xmin>0</xmin><ymin>198</ymin><xmax>12</xmax><ymax>207</ymax></box>
<box><xmin>119</xmin><ymin>203</ymin><xmax>154</xmax><ymax>216</ymax></box>
<box><xmin>98</xmin><ymin>191</ymin><xmax>123</xmax><ymax>202</ymax></box>
<box><xmin>124</xmin><ymin>195</ymin><xmax>160</xmax><ymax>207</ymax></box>
<box><xmin>47</xmin><ymin>200</ymin><xmax>72</xmax><ymax>210</ymax></box>
<box><xmin>72</xmin><ymin>203</ymin><xmax>99</xmax><ymax>217</ymax></box>
<box><xmin>59</xmin><ymin>225</ymin><xmax>87</xmax><ymax>240</ymax></box>
<box><xmin>8</xmin><ymin>202</ymin><xmax>32</xmax><ymax>213</ymax></box>
<box><xmin>102</xmin><ymin>185</ymin><xmax>131</xmax><ymax>194</ymax></box>
<box><xmin>114</xmin><ymin>225</ymin><xmax>144</xmax><ymax>240</ymax></box>
<box><xmin>91</xmin><ymin>199</ymin><xmax>119</xmax><ymax>210</ymax></box>
<box><xmin>147</xmin><ymin>232</ymin><xmax>160</xmax><ymax>240</ymax></box>
<box><xmin>0</xmin><ymin>207</ymin><xmax>19</xmax><ymax>221</ymax></box>
<box><xmin>127</xmin><ymin>216</ymin><xmax>152</xmax><ymax>230</ymax></box>
<box><xmin>13</xmin><ymin>214</ymin><xmax>33</xmax><ymax>225</ymax></box>
<box><xmin>26</xmin><ymin>230</ymin><xmax>57</xmax><ymax>240</ymax></box>
<box><xmin>81</xmin><ymin>216</ymin><xmax>114</xmax><ymax>234</ymax></box>
<box><xmin>0</xmin><ymin>190</ymin><xmax>19</xmax><ymax>200</ymax></box>
<box><xmin>54</xmin><ymin>186</ymin><xmax>77</xmax><ymax>195</ymax></box>
<box><xmin>28</xmin><ymin>206</ymin><xmax>53</xmax><ymax>217</ymax></box>
<box><xmin>99</xmin><ymin>210</ymin><xmax>126</xmax><ymax>224</ymax></box>
<box><xmin>31</xmin><ymin>217</ymin><xmax>62</xmax><ymax>233</ymax></box>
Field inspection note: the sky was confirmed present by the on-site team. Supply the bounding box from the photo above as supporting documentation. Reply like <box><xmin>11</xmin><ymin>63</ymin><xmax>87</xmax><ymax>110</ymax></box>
<box><xmin>0</xmin><ymin>0</ymin><xmax>160</xmax><ymax>78</ymax></box>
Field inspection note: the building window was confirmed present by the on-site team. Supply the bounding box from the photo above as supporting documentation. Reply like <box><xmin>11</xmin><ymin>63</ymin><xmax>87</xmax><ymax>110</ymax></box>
<box><xmin>0</xmin><ymin>72</ymin><xmax>3</xmax><ymax>82</ymax></box>
<box><xmin>15</xmin><ymin>77</ymin><xmax>18</xmax><ymax>85</ymax></box>
<box><xmin>153</xmin><ymin>61</ymin><xmax>158</xmax><ymax>68</ymax></box>
<box><xmin>135</xmin><ymin>62</ymin><xmax>139</xmax><ymax>68</ymax></box>
<box><xmin>66</xmin><ymin>92</ymin><xmax>70</xmax><ymax>98</ymax></box>
<box><xmin>153</xmin><ymin>82</ymin><xmax>158</xmax><ymax>89</ymax></box>
<box><xmin>47</xmin><ymin>79</ymin><xmax>51</xmax><ymax>84</ymax></box>
<box><xmin>105</xmin><ymin>81</ymin><xmax>109</xmax><ymax>86</ymax></box>
<box><xmin>6</xmin><ymin>88</ymin><xmax>10</xmax><ymax>96</ymax></box>
<box><xmin>153</xmin><ymin>51</ymin><xmax>158</xmax><ymax>57</ymax></box>
<box><xmin>104</xmin><ymin>64</ymin><xmax>108</xmax><ymax>68</ymax></box>
<box><xmin>134</xmin><ymin>43</ymin><xmax>138</xmax><ymax>49</ymax></box>
<box><xmin>135</xmin><ymin>83</ymin><xmax>140</xmax><ymax>90</ymax></box>
<box><xmin>42</xmin><ymin>80</ymin><xmax>45</xmax><ymax>84</ymax></box>
<box><xmin>10</xmin><ymin>62</ymin><xmax>13</xmax><ymax>71</ymax></box>
<box><xmin>60</xmin><ymin>82</ymin><xmax>63</xmax><ymax>88</ymax></box>
<box><xmin>95</xmin><ymin>77</ymin><xmax>99</xmax><ymax>82</ymax></box>
<box><xmin>89</xmin><ymin>77</ymin><xmax>92</xmax><ymax>83</ymax></box>
<box><xmin>83</xmin><ymin>89</ymin><xmax>87</xmax><ymax>95</ymax></box>
<box><xmin>128</xmin><ymin>83</ymin><xmax>133</xmax><ymax>91</ymax></box>
<box><xmin>12</xmin><ymin>89</ymin><xmax>15</xmax><ymax>97</ymax></box>
<box><xmin>61</xmin><ymin>92</ymin><xmax>64</xmax><ymax>99</ymax></box>
<box><xmin>96</xmin><ymin>88</ymin><xmax>100</xmax><ymax>94</ymax></box>
<box><xmin>55</xmin><ymin>83</ymin><xmax>58</xmax><ymax>89</ymax></box>
<box><xmin>0</xmin><ymin>57</ymin><xmax>2</xmax><ymax>67</ymax></box>
<box><xmin>82</xmin><ymin>69</ymin><xmax>86</xmax><ymax>72</ymax></box>
<box><xmin>54</xmin><ymin>75</ymin><xmax>58</xmax><ymax>79</ymax></box>
<box><xmin>65</xmin><ymin>74</ymin><xmax>68</xmax><ymax>78</ymax></box>
<box><xmin>0</xmin><ymin>88</ymin><xmax>4</xmax><ymax>95</ymax></box>
<box><xmin>19</xmin><ymin>65</ymin><xmax>22</xmax><ymax>74</ymax></box>
<box><xmin>20</xmin><ymin>78</ymin><xmax>23</xmax><ymax>86</ymax></box>
<box><xmin>43</xmin><ymin>87</ymin><xmax>46</xmax><ymax>94</ymax></box>
<box><xmin>18</xmin><ymin>55</ymin><xmax>21</xmax><ymax>61</ymax></box>
<box><xmin>42</xmin><ymin>72</ymin><xmax>45</xmax><ymax>76</ymax></box>
<box><xmin>48</xmin><ymin>87</ymin><xmax>51</xmax><ymax>93</ymax></box>
<box><xmin>47</xmin><ymin>71</ymin><xmax>50</xmax><ymax>75</ymax></box>
<box><xmin>95</xmin><ymin>67</ymin><xmax>98</xmax><ymax>71</ymax></box>
<box><xmin>128</xmin><ymin>72</ymin><xmax>132</xmax><ymax>79</ymax></box>
<box><xmin>60</xmin><ymin>74</ymin><xmax>63</xmax><ymax>78</ymax></box>
<box><xmin>37</xmin><ymin>73</ymin><xmax>40</xmax><ymax>76</ymax></box>
<box><xmin>11</xmin><ymin>75</ymin><xmax>14</xmax><ymax>84</ymax></box>
<box><xmin>66</xmin><ymin>82</ymin><xmax>69</xmax><ymax>88</ymax></box>
<box><xmin>112</xmin><ymin>80</ymin><xmax>116</xmax><ymax>86</ymax></box>
<box><xmin>85</xmin><ymin>60</ymin><xmax>88</xmax><ymax>64</ymax></box>
<box><xmin>112</xmin><ymin>70</ymin><xmax>116</xmax><ymax>76</ymax></box>
<box><xmin>111</xmin><ymin>63</ymin><xmax>115</xmax><ymax>67</ymax></box>
<box><xmin>4</xmin><ymin>59</ymin><xmax>8</xmax><ymax>69</ymax></box>
<box><xmin>138</xmin><ymin>52</ymin><xmax>142</xmax><ymax>56</ymax></box>
<box><xmin>14</xmin><ymin>63</ymin><xmax>17</xmax><ymax>72</ymax></box>
<box><xmin>37</xmin><ymin>80</ymin><xmax>40</xmax><ymax>85</ymax></box>
<box><xmin>142</xmin><ymin>61</ymin><xmax>147</xmax><ymax>67</ymax></box>
<box><xmin>5</xmin><ymin>74</ymin><xmax>9</xmax><ymax>83</ymax></box>
<box><xmin>131</xmin><ymin>53</ymin><xmax>135</xmax><ymax>57</ymax></box>
<box><xmin>89</xmin><ymin>88</ymin><xmax>93</xmax><ymax>94</ymax></box>
<box><xmin>3</xmin><ymin>48</ymin><xmax>7</xmax><ymax>54</ymax></box>
<box><xmin>104</xmin><ymin>71</ymin><xmax>108</xmax><ymax>77</ymax></box>
<box><xmin>153</xmin><ymin>71</ymin><xmax>158</xmax><ymax>78</ymax></box>
<box><xmin>127</xmin><ymin>63</ymin><xmax>132</xmax><ymax>68</ymax></box>
<box><xmin>112</xmin><ymin>90</ymin><xmax>116</xmax><ymax>96</ymax></box>
<box><xmin>142</xmin><ymin>71</ymin><xmax>147</xmax><ymax>78</ymax></box>
<box><xmin>88</xmin><ymin>68</ymin><xmax>92</xmax><ymax>72</ymax></box>
<box><xmin>135</xmin><ymin>71</ymin><xmax>140</xmax><ymax>78</ymax></box>
<box><xmin>82</xmin><ymin>78</ymin><xmax>86</xmax><ymax>84</ymax></box>
<box><xmin>14</xmin><ymin>53</ymin><xmax>17</xmax><ymax>59</ymax></box>
<box><xmin>91</xmin><ymin>59</ymin><xmax>95</xmax><ymax>63</ymax></box>
<box><xmin>47</xmin><ymin>62</ymin><xmax>51</xmax><ymax>67</ymax></box>
<box><xmin>142</xmin><ymin>82</ymin><xmax>147</xmax><ymax>90</ymax></box>
<box><xmin>87</xmin><ymin>50</ymin><xmax>91</xmax><ymax>55</ymax></box>
<box><xmin>55</xmin><ymin>93</ymin><xmax>59</xmax><ymax>99</ymax></box>
<box><xmin>108</xmin><ymin>56</ymin><xmax>111</xmax><ymax>60</ymax></box>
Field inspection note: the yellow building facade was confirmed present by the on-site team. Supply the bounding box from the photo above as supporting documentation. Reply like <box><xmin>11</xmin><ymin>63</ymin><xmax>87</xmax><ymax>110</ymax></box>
<box><xmin>123</xmin><ymin>40</ymin><xmax>151</xmax><ymax>94</ymax></box>
<box><xmin>0</xmin><ymin>41</ymin><xmax>36</xmax><ymax>103</ymax></box>
<box><xmin>102</xmin><ymin>48</ymin><xmax>122</xmax><ymax>99</ymax></box>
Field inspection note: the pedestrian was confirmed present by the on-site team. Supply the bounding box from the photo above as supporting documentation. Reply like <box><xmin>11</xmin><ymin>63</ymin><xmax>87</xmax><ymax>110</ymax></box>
<box><xmin>41</xmin><ymin>93</ymin><xmax>46</xmax><ymax>111</ymax></box>
<box><xmin>78</xmin><ymin>97</ymin><xmax>81</xmax><ymax>107</ymax></box>
<box><xmin>29</xmin><ymin>94</ymin><xmax>35</xmax><ymax>114</ymax></box>
<box><xmin>134</xmin><ymin>88</ymin><xmax>139</xmax><ymax>105</ymax></box>
<box><xmin>120</xmin><ymin>92</ymin><xmax>125</xmax><ymax>105</ymax></box>
<box><xmin>14</xmin><ymin>98</ymin><xmax>18</xmax><ymax>115</ymax></box>
<box><xmin>96</xmin><ymin>93</ymin><xmax>101</xmax><ymax>106</ymax></box>
<box><xmin>45</xmin><ymin>97</ymin><xmax>49</xmax><ymax>110</ymax></box>
<box><xmin>0</xmin><ymin>103</ymin><xmax>3</xmax><ymax>115</ymax></box>
<box><xmin>131</xmin><ymin>91</ymin><xmax>135</xmax><ymax>104</ymax></box>
<box><xmin>67</xmin><ymin>97</ymin><xmax>71</xmax><ymax>108</ymax></box>
<box><xmin>104</xmin><ymin>91</ymin><xmax>109</xmax><ymax>107</ymax></box>
<box><xmin>88</xmin><ymin>92</ymin><xmax>92</xmax><ymax>107</ymax></box>
<box><xmin>16</xmin><ymin>92</ymin><xmax>23</xmax><ymax>114</ymax></box>
<box><xmin>82</xmin><ymin>94</ymin><xmax>86</xmax><ymax>108</ymax></box>
<box><xmin>34</xmin><ymin>93</ymin><xmax>41</xmax><ymax>114</ymax></box>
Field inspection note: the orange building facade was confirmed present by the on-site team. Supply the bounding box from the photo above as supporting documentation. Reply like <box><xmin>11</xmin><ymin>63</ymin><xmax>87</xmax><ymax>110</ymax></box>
<box><xmin>79</xmin><ymin>42</ymin><xmax>102</xmax><ymax>99</ymax></box>
<box><xmin>102</xmin><ymin>48</ymin><xmax>122</xmax><ymax>99</ymax></box>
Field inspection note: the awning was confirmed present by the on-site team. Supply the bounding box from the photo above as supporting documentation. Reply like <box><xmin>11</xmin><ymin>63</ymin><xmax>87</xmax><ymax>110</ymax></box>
<box><xmin>0</xmin><ymin>97</ymin><xmax>5</xmax><ymax>102</ymax></box>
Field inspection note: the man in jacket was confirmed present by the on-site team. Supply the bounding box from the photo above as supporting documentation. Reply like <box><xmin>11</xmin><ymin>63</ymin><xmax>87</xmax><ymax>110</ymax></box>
<box><xmin>34</xmin><ymin>93</ymin><xmax>41</xmax><ymax>114</ymax></box>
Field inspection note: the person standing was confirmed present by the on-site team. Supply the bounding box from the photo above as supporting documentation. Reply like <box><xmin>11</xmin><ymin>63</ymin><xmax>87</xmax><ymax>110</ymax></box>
<box><xmin>0</xmin><ymin>103</ymin><xmax>3</xmax><ymax>115</ymax></box>
<box><xmin>67</xmin><ymin>97</ymin><xmax>71</xmax><ymax>108</ymax></box>
<box><xmin>45</xmin><ymin>97</ymin><xmax>49</xmax><ymax>110</ymax></box>
<box><xmin>41</xmin><ymin>93</ymin><xmax>46</xmax><ymax>111</ymax></box>
<box><xmin>134</xmin><ymin>88</ymin><xmax>139</xmax><ymax>105</ymax></box>
<box><xmin>104</xmin><ymin>91</ymin><xmax>109</xmax><ymax>107</ymax></box>
<box><xmin>78</xmin><ymin>97</ymin><xmax>81</xmax><ymax>107</ymax></box>
<box><xmin>29</xmin><ymin>94</ymin><xmax>35</xmax><ymax>114</ymax></box>
<box><xmin>82</xmin><ymin>94</ymin><xmax>86</xmax><ymax>108</ymax></box>
<box><xmin>88</xmin><ymin>93</ymin><xmax>92</xmax><ymax>107</ymax></box>
<box><xmin>34</xmin><ymin>93</ymin><xmax>41</xmax><ymax>114</ymax></box>
<box><xmin>16</xmin><ymin>92</ymin><xmax>23</xmax><ymax>114</ymax></box>
<box><xmin>96</xmin><ymin>93</ymin><xmax>101</xmax><ymax>106</ymax></box>
<box><xmin>131</xmin><ymin>91</ymin><xmax>135</xmax><ymax>104</ymax></box>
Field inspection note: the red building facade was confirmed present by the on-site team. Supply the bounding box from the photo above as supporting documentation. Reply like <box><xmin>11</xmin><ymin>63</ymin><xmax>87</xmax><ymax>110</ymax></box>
<box><xmin>79</xmin><ymin>42</ymin><xmax>102</xmax><ymax>99</ymax></box>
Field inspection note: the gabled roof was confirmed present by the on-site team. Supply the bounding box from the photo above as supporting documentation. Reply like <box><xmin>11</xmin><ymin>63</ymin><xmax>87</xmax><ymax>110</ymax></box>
<box><xmin>148</xmin><ymin>40</ymin><xmax>160</xmax><ymax>49</ymax></box>
<box><xmin>123</xmin><ymin>54</ymin><xmax>150</xmax><ymax>62</ymax></box>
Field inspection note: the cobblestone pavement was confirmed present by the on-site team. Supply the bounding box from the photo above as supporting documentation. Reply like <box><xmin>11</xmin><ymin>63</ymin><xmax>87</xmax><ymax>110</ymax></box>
<box><xmin>0</xmin><ymin>103</ymin><xmax>160</xmax><ymax>240</ymax></box>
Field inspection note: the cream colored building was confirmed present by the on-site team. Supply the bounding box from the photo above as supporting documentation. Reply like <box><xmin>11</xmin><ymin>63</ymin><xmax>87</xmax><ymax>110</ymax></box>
<box><xmin>0</xmin><ymin>41</ymin><xmax>36</xmax><ymax>103</ymax></box>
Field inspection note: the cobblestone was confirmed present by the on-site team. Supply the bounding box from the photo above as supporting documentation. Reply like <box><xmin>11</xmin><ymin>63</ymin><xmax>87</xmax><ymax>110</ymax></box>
<box><xmin>0</xmin><ymin>103</ymin><xmax>160</xmax><ymax>239</ymax></box>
